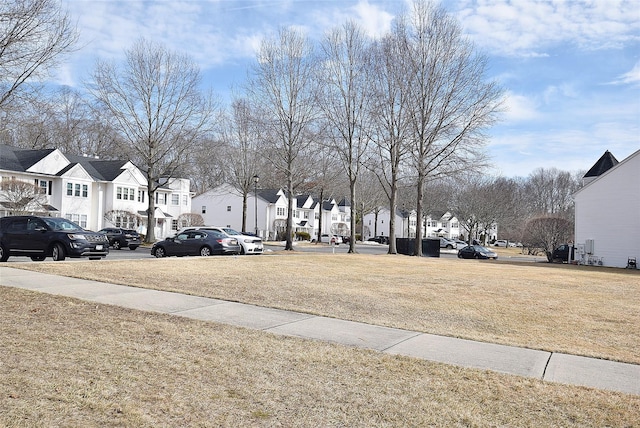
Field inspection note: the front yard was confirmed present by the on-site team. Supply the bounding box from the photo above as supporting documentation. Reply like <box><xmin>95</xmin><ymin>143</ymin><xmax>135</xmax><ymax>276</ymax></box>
<box><xmin>2</xmin><ymin>254</ymin><xmax>638</xmax><ymax>426</ymax></box>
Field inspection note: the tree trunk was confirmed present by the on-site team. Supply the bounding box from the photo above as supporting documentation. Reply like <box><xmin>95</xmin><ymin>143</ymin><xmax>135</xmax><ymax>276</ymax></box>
<box><xmin>146</xmin><ymin>182</ymin><xmax>156</xmax><ymax>243</ymax></box>
<box><xmin>388</xmin><ymin>184</ymin><xmax>398</xmax><ymax>255</ymax></box>
<box><xmin>242</xmin><ymin>191</ymin><xmax>248</xmax><ymax>233</ymax></box>
<box><xmin>348</xmin><ymin>182</ymin><xmax>357</xmax><ymax>253</ymax></box>
<box><xmin>316</xmin><ymin>189</ymin><xmax>324</xmax><ymax>244</ymax></box>
<box><xmin>285</xmin><ymin>177</ymin><xmax>294</xmax><ymax>250</ymax></box>
<box><xmin>413</xmin><ymin>173</ymin><xmax>425</xmax><ymax>256</ymax></box>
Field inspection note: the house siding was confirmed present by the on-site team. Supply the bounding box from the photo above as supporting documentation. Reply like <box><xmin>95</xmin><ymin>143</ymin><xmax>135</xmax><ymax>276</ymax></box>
<box><xmin>574</xmin><ymin>150</ymin><xmax>640</xmax><ymax>268</ymax></box>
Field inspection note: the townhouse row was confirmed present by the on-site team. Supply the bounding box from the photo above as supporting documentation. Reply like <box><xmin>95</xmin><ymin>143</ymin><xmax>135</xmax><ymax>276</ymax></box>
<box><xmin>1</xmin><ymin>143</ymin><xmax>495</xmax><ymax>243</ymax></box>
<box><xmin>0</xmin><ymin>144</ymin><xmax>192</xmax><ymax>238</ymax></box>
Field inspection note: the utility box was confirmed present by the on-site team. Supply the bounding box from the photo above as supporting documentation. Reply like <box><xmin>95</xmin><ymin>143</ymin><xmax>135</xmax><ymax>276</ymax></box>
<box><xmin>585</xmin><ymin>239</ymin><xmax>595</xmax><ymax>254</ymax></box>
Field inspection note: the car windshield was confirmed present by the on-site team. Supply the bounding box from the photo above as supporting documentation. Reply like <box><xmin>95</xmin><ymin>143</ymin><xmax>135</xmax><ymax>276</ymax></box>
<box><xmin>43</xmin><ymin>218</ymin><xmax>83</xmax><ymax>231</ymax></box>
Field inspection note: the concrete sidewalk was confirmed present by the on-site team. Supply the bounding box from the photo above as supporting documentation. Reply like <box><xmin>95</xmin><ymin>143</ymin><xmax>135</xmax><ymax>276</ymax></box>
<box><xmin>1</xmin><ymin>266</ymin><xmax>638</xmax><ymax>396</ymax></box>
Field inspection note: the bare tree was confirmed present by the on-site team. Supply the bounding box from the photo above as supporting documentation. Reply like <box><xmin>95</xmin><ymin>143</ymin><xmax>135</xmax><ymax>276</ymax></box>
<box><xmin>524</xmin><ymin>167</ymin><xmax>579</xmax><ymax>218</ymax></box>
<box><xmin>88</xmin><ymin>38</ymin><xmax>216</xmax><ymax>242</ymax></box>
<box><xmin>189</xmin><ymin>137</ymin><xmax>227</xmax><ymax>195</ymax></box>
<box><xmin>317</xmin><ymin>21</ymin><xmax>372</xmax><ymax>253</ymax></box>
<box><xmin>220</xmin><ymin>98</ymin><xmax>263</xmax><ymax>233</ymax></box>
<box><xmin>399</xmin><ymin>0</ymin><xmax>504</xmax><ymax>256</ymax></box>
<box><xmin>246</xmin><ymin>27</ymin><xmax>318</xmax><ymax>251</ymax></box>
<box><xmin>0</xmin><ymin>0</ymin><xmax>78</xmax><ymax>108</ymax></box>
<box><xmin>522</xmin><ymin>215</ymin><xmax>573</xmax><ymax>261</ymax></box>
<box><xmin>177</xmin><ymin>213</ymin><xmax>204</xmax><ymax>228</ymax></box>
<box><xmin>355</xmin><ymin>169</ymin><xmax>387</xmax><ymax>240</ymax></box>
<box><xmin>366</xmin><ymin>28</ymin><xmax>413</xmax><ymax>254</ymax></box>
<box><xmin>0</xmin><ymin>178</ymin><xmax>47</xmax><ymax>214</ymax></box>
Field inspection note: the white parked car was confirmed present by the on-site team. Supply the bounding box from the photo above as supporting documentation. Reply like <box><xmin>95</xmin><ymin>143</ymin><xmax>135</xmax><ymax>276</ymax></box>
<box><xmin>319</xmin><ymin>234</ymin><xmax>342</xmax><ymax>244</ymax></box>
<box><xmin>175</xmin><ymin>226</ymin><xmax>263</xmax><ymax>255</ymax></box>
<box><xmin>494</xmin><ymin>240</ymin><xmax>509</xmax><ymax>247</ymax></box>
<box><xmin>439</xmin><ymin>237</ymin><xmax>457</xmax><ymax>249</ymax></box>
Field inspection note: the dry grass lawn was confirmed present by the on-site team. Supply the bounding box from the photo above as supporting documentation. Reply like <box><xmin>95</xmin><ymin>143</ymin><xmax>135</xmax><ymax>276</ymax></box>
<box><xmin>12</xmin><ymin>252</ymin><xmax>640</xmax><ymax>364</ymax></box>
<box><xmin>2</xmin><ymin>252</ymin><xmax>639</xmax><ymax>426</ymax></box>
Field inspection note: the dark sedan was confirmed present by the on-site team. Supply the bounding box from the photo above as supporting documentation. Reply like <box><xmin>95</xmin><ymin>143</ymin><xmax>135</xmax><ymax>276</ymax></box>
<box><xmin>151</xmin><ymin>229</ymin><xmax>240</xmax><ymax>258</ymax></box>
<box><xmin>457</xmin><ymin>245</ymin><xmax>498</xmax><ymax>260</ymax></box>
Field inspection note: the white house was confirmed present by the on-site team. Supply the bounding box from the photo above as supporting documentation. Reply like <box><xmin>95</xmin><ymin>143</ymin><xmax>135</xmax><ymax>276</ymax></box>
<box><xmin>363</xmin><ymin>208</ymin><xmax>465</xmax><ymax>241</ymax></box>
<box><xmin>0</xmin><ymin>144</ymin><xmax>193</xmax><ymax>238</ymax></box>
<box><xmin>192</xmin><ymin>185</ymin><xmax>351</xmax><ymax>240</ymax></box>
<box><xmin>574</xmin><ymin>149</ymin><xmax>640</xmax><ymax>268</ymax></box>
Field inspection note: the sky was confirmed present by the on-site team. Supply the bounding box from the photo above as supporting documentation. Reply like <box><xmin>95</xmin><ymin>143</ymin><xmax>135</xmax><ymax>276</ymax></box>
<box><xmin>56</xmin><ymin>0</ymin><xmax>640</xmax><ymax>178</ymax></box>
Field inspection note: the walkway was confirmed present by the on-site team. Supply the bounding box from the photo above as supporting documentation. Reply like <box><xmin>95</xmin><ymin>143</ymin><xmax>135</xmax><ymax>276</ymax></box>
<box><xmin>1</xmin><ymin>266</ymin><xmax>638</xmax><ymax>396</ymax></box>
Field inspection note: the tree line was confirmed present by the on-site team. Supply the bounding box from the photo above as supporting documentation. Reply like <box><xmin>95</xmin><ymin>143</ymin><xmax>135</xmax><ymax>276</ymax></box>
<box><xmin>0</xmin><ymin>0</ymin><xmax>577</xmax><ymax>253</ymax></box>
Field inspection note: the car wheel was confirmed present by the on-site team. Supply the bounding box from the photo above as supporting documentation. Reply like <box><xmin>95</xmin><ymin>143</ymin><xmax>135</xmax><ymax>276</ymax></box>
<box><xmin>30</xmin><ymin>255</ymin><xmax>46</xmax><ymax>261</ymax></box>
<box><xmin>200</xmin><ymin>246</ymin><xmax>212</xmax><ymax>257</ymax></box>
<box><xmin>0</xmin><ymin>245</ymin><xmax>9</xmax><ymax>262</ymax></box>
<box><xmin>113</xmin><ymin>240</ymin><xmax>121</xmax><ymax>250</ymax></box>
<box><xmin>154</xmin><ymin>247</ymin><xmax>166</xmax><ymax>258</ymax></box>
<box><xmin>240</xmin><ymin>245</ymin><xmax>246</xmax><ymax>255</ymax></box>
<box><xmin>129</xmin><ymin>246</ymin><xmax>138</xmax><ymax>251</ymax></box>
<box><xmin>52</xmin><ymin>243</ymin><xmax>66</xmax><ymax>261</ymax></box>
<box><xmin>447</xmin><ymin>244</ymin><xmax>453</xmax><ymax>249</ymax></box>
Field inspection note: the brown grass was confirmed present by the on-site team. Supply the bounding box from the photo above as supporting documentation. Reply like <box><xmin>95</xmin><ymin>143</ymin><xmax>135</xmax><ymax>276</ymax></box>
<box><xmin>12</xmin><ymin>252</ymin><xmax>640</xmax><ymax>364</ymax></box>
<box><xmin>2</xmin><ymin>286</ymin><xmax>639</xmax><ymax>427</ymax></box>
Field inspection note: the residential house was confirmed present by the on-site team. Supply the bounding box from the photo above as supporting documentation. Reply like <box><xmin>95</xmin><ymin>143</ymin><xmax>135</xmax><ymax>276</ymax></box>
<box><xmin>0</xmin><ymin>144</ymin><xmax>192</xmax><ymax>238</ymax></box>
<box><xmin>574</xmin><ymin>149</ymin><xmax>639</xmax><ymax>268</ymax></box>
<box><xmin>193</xmin><ymin>185</ymin><xmax>287</xmax><ymax>240</ymax></box>
<box><xmin>363</xmin><ymin>208</ymin><xmax>491</xmax><ymax>242</ymax></box>
<box><xmin>192</xmin><ymin>185</ymin><xmax>351</xmax><ymax>241</ymax></box>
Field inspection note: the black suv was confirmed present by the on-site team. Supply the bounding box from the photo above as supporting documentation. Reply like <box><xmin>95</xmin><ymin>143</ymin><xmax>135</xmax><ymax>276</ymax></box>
<box><xmin>98</xmin><ymin>227</ymin><xmax>141</xmax><ymax>250</ymax></box>
<box><xmin>0</xmin><ymin>216</ymin><xmax>109</xmax><ymax>262</ymax></box>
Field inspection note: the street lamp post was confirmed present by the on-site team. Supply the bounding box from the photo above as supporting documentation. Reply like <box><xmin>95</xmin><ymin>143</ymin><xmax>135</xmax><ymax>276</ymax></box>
<box><xmin>253</xmin><ymin>175</ymin><xmax>259</xmax><ymax>237</ymax></box>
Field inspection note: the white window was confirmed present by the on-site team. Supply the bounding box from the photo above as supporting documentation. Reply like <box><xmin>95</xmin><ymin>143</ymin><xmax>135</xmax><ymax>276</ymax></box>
<box><xmin>80</xmin><ymin>215</ymin><xmax>87</xmax><ymax>228</ymax></box>
<box><xmin>138</xmin><ymin>190</ymin><xmax>145</xmax><ymax>203</ymax></box>
<box><xmin>202</xmin><ymin>206</ymin><xmax>206</xmax><ymax>214</ymax></box>
<box><xmin>183</xmin><ymin>195</ymin><xmax>188</xmax><ymax>206</ymax></box>
<box><xmin>67</xmin><ymin>183</ymin><xmax>73</xmax><ymax>196</ymax></box>
<box><xmin>82</xmin><ymin>184</ymin><xmax>88</xmax><ymax>198</ymax></box>
<box><xmin>277</xmin><ymin>207</ymin><xmax>286</xmax><ymax>216</ymax></box>
<box><xmin>227</xmin><ymin>205</ymin><xmax>231</xmax><ymax>212</ymax></box>
<box><xmin>39</xmin><ymin>180</ymin><xmax>47</xmax><ymax>194</ymax></box>
<box><xmin>116</xmin><ymin>187</ymin><xmax>122</xmax><ymax>200</ymax></box>
<box><xmin>74</xmin><ymin>184</ymin><xmax>80</xmax><ymax>197</ymax></box>
<box><xmin>172</xmin><ymin>219</ymin><xmax>178</xmax><ymax>230</ymax></box>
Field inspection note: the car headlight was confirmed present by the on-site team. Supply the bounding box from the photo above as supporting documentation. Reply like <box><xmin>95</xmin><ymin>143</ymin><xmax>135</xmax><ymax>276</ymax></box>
<box><xmin>67</xmin><ymin>234</ymin><xmax>87</xmax><ymax>240</ymax></box>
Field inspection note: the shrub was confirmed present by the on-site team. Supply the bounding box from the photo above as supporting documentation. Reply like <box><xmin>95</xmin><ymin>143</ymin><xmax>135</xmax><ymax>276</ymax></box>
<box><xmin>295</xmin><ymin>231</ymin><xmax>310</xmax><ymax>241</ymax></box>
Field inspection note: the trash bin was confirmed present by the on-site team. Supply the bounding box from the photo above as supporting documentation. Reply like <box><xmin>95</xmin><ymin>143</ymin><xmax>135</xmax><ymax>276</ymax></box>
<box><xmin>396</xmin><ymin>238</ymin><xmax>413</xmax><ymax>255</ymax></box>
<box><xmin>422</xmin><ymin>238</ymin><xmax>440</xmax><ymax>257</ymax></box>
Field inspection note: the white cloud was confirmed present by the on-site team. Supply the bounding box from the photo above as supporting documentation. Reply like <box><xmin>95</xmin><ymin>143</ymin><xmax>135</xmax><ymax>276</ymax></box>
<box><xmin>610</xmin><ymin>61</ymin><xmax>640</xmax><ymax>85</ymax></box>
<box><xmin>502</xmin><ymin>91</ymin><xmax>540</xmax><ymax>122</ymax></box>
<box><xmin>351</xmin><ymin>0</ymin><xmax>394</xmax><ymax>38</ymax></box>
<box><xmin>450</xmin><ymin>0</ymin><xmax>640</xmax><ymax>57</ymax></box>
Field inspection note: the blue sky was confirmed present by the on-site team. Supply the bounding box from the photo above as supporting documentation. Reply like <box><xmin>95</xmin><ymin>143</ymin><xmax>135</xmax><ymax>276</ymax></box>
<box><xmin>57</xmin><ymin>0</ymin><xmax>640</xmax><ymax>177</ymax></box>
